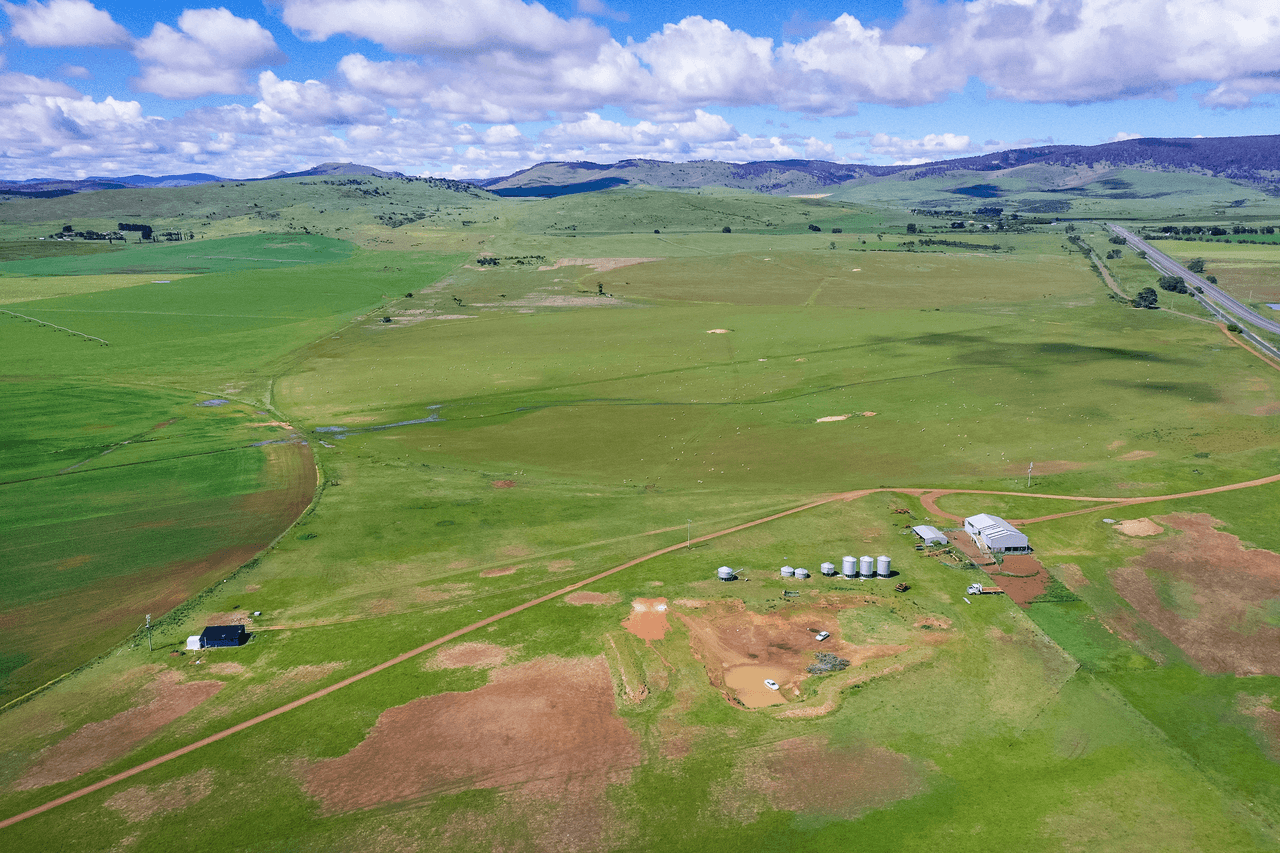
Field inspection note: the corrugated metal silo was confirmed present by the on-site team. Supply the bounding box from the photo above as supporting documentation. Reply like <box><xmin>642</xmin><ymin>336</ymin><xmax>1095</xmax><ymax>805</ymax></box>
<box><xmin>795</xmin><ymin>567</ymin><xmax>810</xmax><ymax>579</ymax></box>
<box><xmin>781</xmin><ymin>565</ymin><xmax>796</xmax><ymax>577</ymax></box>
<box><xmin>842</xmin><ymin>556</ymin><xmax>856</xmax><ymax>578</ymax></box>
<box><xmin>877</xmin><ymin>555</ymin><xmax>891</xmax><ymax>577</ymax></box>
<box><xmin>820</xmin><ymin>561</ymin><xmax>837</xmax><ymax>576</ymax></box>
<box><xmin>859</xmin><ymin>555</ymin><xmax>875</xmax><ymax>577</ymax></box>
<box><xmin>717</xmin><ymin>566</ymin><xmax>737</xmax><ymax>581</ymax></box>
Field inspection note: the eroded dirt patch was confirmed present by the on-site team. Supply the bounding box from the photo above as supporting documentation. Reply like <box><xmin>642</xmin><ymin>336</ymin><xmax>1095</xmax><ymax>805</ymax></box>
<box><xmin>537</xmin><ymin>257</ymin><xmax>660</xmax><ymax>272</ymax></box>
<box><xmin>1114</xmin><ymin>518</ymin><xmax>1163</xmax><ymax>537</ymax></box>
<box><xmin>566</xmin><ymin>591</ymin><xmax>621</xmax><ymax>606</ymax></box>
<box><xmin>1120</xmin><ymin>449</ymin><xmax>1157</xmax><ymax>461</ymax></box>
<box><xmin>1112</xmin><ymin>513</ymin><xmax>1280</xmax><ymax>675</ymax></box>
<box><xmin>104</xmin><ymin>768</ymin><xmax>215</xmax><ymax>823</ymax></box>
<box><xmin>17</xmin><ymin>670</ymin><xmax>222</xmax><ymax>789</ymax></box>
<box><xmin>748</xmin><ymin>737</ymin><xmax>928</xmax><ymax>819</ymax></box>
<box><xmin>491</xmin><ymin>480</ymin><xmax>516</xmax><ymax>489</ymax></box>
<box><xmin>1237</xmin><ymin>693</ymin><xmax>1280</xmax><ymax>759</ymax></box>
<box><xmin>987</xmin><ymin>552</ymin><xmax>1050</xmax><ymax>606</ymax></box>
<box><xmin>546</xmin><ymin>559</ymin><xmax>576</xmax><ymax>572</ymax></box>
<box><xmin>479</xmin><ymin>565</ymin><xmax>521</xmax><ymax>577</ymax></box>
<box><xmin>305</xmin><ymin>656</ymin><xmax>640</xmax><ymax>815</ymax></box>
<box><xmin>429</xmin><ymin>642</ymin><xmax>510</xmax><ymax>670</ymax></box>
<box><xmin>1004</xmin><ymin>460</ymin><xmax>1085</xmax><ymax>475</ymax></box>
<box><xmin>676</xmin><ymin>601</ymin><xmax>905</xmax><ymax>708</ymax></box>
<box><xmin>622</xmin><ymin>598</ymin><xmax>670</xmax><ymax>640</ymax></box>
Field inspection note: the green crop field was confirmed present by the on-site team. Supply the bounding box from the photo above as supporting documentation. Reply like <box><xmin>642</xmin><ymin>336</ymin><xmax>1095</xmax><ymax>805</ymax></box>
<box><xmin>2</xmin><ymin>177</ymin><xmax>1279</xmax><ymax>852</ymax></box>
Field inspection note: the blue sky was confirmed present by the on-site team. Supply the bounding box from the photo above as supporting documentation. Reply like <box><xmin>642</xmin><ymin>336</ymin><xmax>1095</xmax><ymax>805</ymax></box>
<box><xmin>1</xmin><ymin>0</ymin><xmax>1278</xmax><ymax>179</ymax></box>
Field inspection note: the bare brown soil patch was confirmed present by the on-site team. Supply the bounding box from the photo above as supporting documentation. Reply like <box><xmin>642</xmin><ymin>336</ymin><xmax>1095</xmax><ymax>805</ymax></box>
<box><xmin>57</xmin><ymin>554</ymin><xmax>92</xmax><ymax>571</ymax></box>
<box><xmin>707</xmin><ymin>328</ymin><xmax>730</xmax><ymax>334</ymax></box>
<box><xmin>499</xmin><ymin>545</ymin><xmax>532</xmax><ymax>558</ymax></box>
<box><xmin>546</xmin><ymin>559</ymin><xmax>575</xmax><ymax>572</ymax></box>
<box><xmin>413</xmin><ymin>582</ymin><xmax>471</xmax><ymax>603</ymax></box>
<box><xmin>749</xmin><ymin>737</ymin><xmax>927</xmax><ymax>818</ymax></box>
<box><xmin>1113</xmin><ymin>513</ymin><xmax>1280</xmax><ymax>675</ymax></box>
<box><xmin>816</xmin><ymin>414</ymin><xmax>851</xmax><ymax>422</ymax></box>
<box><xmin>305</xmin><ymin>656</ymin><xmax>640</xmax><ymax>814</ymax></box>
<box><xmin>207</xmin><ymin>662</ymin><xmax>245</xmax><ymax>676</ymax></box>
<box><xmin>622</xmin><ymin>598</ymin><xmax>670</xmax><ymax>640</ymax></box>
<box><xmin>986</xmin><ymin>553</ymin><xmax>1049</xmax><ymax>606</ymax></box>
<box><xmin>479</xmin><ymin>565</ymin><xmax>520</xmax><ymax>577</ymax></box>
<box><xmin>104</xmin><ymin>768</ymin><xmax>215</xmax><ymax>823</ymax></box>
<box><xmin>914</xmin><ymin>616</ymin><xmax>952</xmax><ymax>630</ymax></box>
<box><xmin>491</xmin><ymin>479</ymin><xmax>516</xmax><ymax>488</ymax></box>
<box><xmin>1114</xmin><ymin>518</ymin><xmax>1163</xmax><ymax>537</ymax></box>
<box><xmin>429</xmin><ymin>642</ymin><xmax>510</xmax><ymax>670</ymax></box>
<box><xmin>537</xmin><ymin>257</ymin><xmax>660</xmax><ymax>272</ymax></box>
<box><xmin>1120</xmin><ymin>449</ymin><xmax>1157</xmax><ymax>461</ymax></box>
<box><xmin>1108</xmin><ymin>439</ymin><xmax>1127</xmax><ymax>451</ymax></box>
<box><xmin>1237</xmin><ymin>693</ymin><xmax>1280</xmax><ymax>759</ymax></box>
<box><xmin>16</xmin><ymin>671</ymin><xmax>222</xmax><ymax>789</ymax></box>
<box><xmin>1253</xmin><ymin>401</ymin><xmax>1280</xmax><ymax>416</ymax></box>
<box><xmin>205</xmin><ymin>611</ymin><xmax>252</xmax><ymax>626</ymax></box>
<box><xmin>565</xmin><ymin>591</ymin><xmax>620</xmax><ymax>606</ymax></box>
<box><xmin>1004</xmin><ymin>460</ymin><xmax>1084</xmax><ymax>475</ymax></box>
<box><xmin>244</xmin><ymin>584</ymin><xmax>261</xmax><ymax>592</ymax></box>
<box><xmin>1056</xmin><ymin>563</ymin><xmax>1090</xmax><ymax>592</ymax></box>
<box><xmin>447</xmin><ymin>560</ymin><xmax>473</xmax><ymax>570</ymax></box>
<box><xmin>676</xmin><ymin>601</ymin><xmax>906</xmax><ymax>707</ymax></box>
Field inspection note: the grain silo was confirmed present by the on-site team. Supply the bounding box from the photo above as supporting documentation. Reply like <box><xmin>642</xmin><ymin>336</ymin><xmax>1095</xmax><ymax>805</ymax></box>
<box><xmin>842</xmin><ymin>556</ymin><xmax>857</xmax><ymax>578</ymax></box>
<box><xmin>877</xmin><ymin>555</ymin><xmax>892</xmax><ymax>577</ymax></box>
<box><xmin>859</xmin><ymin>555</ymin><xmax>875</xmax><ymax>577</ymax></box>
<box><xmin>717</xmin><ymin>566</ymin><xmax>737</xmax><ymax>581</ymax></box>
<box><xmin>820</xmin><ymin>561</ymin><xmax>837</xmax><ymax>577</ymax></box>
<box><xmin>795</xmin><ymin>567</ymin><xmax>810</xmax><ymax>579</ymax></box>
<box><xmin>781</xmin><ymin>565</ymin><xmax>796</xmax><ymax>578</ymax></box>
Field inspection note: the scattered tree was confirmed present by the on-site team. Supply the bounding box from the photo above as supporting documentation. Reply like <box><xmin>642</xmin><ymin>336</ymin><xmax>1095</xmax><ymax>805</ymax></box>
<box><xmin>1158</xmin><ymin>275</ymin><xmax>1189</xmax><ymax>294</ymax></box>
<box><xmin>1133</xmin><ymin>287</ymin><xmax>1159</xmax><ymax>309</ymax></box>
<box><xmin>1186</xmin><ymin>257</ymin><xmax>1206</xmax><ymax>273</ymax></box>
<box><xmin>1108</xmin><ymin>235</ymin><xmax>1127</xmax><ymax>245</ymax></box>
<box><xmin>905</xmin><ymin>223</ymin><xmax>917</xmax><ymax>234</ymax></box>
<box><xmin>808</xmin><ymin>223</ymin><xmax>821</xmax><ymax>232</ymax></box>
<box><xmin>722</xmin><ymin>226</ymin><xmax>731</xmax><ymax>233</ymax></box>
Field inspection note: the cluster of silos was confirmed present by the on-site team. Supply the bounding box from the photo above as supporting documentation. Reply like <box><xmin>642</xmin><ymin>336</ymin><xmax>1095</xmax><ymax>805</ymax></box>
<box><xmin>779</xmin><ymin>565</ymin><xmax>814</xmax><ymax>579</ymax></box>
<box><xmin>837</xmin><ymin>555</ymin><xmax>892</xmax><ymax>579</ymax></box>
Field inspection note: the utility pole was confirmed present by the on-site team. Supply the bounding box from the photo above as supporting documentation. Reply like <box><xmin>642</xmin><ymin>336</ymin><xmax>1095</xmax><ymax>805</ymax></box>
<box><xmin>1027</xmin><ymin>462</ymin><xmax>1033</xmax><ymax>488</ymax></box>
<box><xmin>145</xmin><ymin>614</ymin><xmax>152</xmax><ymax>652</ymax></box>
<box><xmin>687</xmin><ymin>519</ymin><xmax>692</xmax><ymax>549</ymax></box>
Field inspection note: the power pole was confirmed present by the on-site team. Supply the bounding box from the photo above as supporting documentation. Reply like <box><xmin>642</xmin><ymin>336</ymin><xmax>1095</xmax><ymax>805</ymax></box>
<box><xmin>687</xmin><ymin>519</ymin><xmax>692</xmax><ymax>549</ymax></box>
<box><xmin>145</xmin><ymin>614</ymin><xmax>152</xmax><ymax>652</ymax></box>
<box><xmin>1027</xmin><ymin>462</ymin><xmax>1033</xmax><ymax>488</ymax></box>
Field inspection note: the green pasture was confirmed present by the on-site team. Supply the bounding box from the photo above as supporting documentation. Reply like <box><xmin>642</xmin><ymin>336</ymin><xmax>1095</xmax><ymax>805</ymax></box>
<box><xmin>0</xmin><ymin>234</ymin><xmax>354</xmax><ymax>276</ymax></box>
<box><xmin>0</xmin><ymin>486</ymin><xmax>1273</xmax><ymax>851</ymax></box>
<box><xmin>4</xmin><ymin>184</ymin><xmax>1280</xmax><ymax>850</ymax></box>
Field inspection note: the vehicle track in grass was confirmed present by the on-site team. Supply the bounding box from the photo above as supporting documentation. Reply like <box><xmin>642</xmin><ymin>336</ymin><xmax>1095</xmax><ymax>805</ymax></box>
<box><xmin>9</xmin><ymin>472</ymin><xmax>1280</xmax><ymax>829</ymax></box>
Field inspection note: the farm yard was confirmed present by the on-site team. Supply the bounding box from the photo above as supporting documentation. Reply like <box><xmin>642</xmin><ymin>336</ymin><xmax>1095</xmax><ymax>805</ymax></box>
<box><xmin>1</xmin><ymin>177</ymin><xmax>1280</xmax><ymax>851</ymax></box>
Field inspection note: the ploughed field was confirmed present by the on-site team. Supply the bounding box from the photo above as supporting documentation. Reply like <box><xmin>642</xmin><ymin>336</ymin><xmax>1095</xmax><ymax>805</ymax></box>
<box><xmin>2</xmin><ymin>193</ymin><xmax>1280</xmax><ymax>852</ymax></box>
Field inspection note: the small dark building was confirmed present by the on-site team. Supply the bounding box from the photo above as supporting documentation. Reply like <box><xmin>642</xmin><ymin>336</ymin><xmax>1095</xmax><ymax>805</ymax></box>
<box><xmin>199</xmin><ymin>624</ymin><xmax>248</xmax><ymax>648</ymax></box>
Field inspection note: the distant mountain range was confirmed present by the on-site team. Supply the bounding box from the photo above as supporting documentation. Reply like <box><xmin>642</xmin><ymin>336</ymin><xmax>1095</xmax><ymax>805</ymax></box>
<box><xmin>4</xmin><ymin>136</ymin><xmax>1280</xmax><ymax>200</ymax></box>
<box><xmin>470</xmin><ymin>135</ymin><xmax>1280</xmax><ymax>197</ymax></box>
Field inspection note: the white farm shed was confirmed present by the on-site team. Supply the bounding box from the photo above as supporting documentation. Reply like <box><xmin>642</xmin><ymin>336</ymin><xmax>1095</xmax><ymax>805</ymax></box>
<box><xmin>912</xmin><ymin>525</ymin><xmax>948</xmax><ymax>545</ymax></box>
<box><xmin>963</xmin><ymin>513</ymin><xmax>1030</xmax><ymax>554</ymax></box>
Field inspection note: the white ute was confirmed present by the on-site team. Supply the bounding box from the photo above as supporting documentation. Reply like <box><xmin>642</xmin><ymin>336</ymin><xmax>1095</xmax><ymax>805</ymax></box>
<box><xmin>814</xmin><ymin>631</ymin><xmax>830</xmax><ymax>642</ymax></box>
<box><xmin>764</xmin><ymin>679</ymin><xmax>780</xmax><ymax>690</ymax></box>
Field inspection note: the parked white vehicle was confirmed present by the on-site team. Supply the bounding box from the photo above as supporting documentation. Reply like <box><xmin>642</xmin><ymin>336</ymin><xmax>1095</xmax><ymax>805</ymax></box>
<box><xmin>764</xmin><ymin>679</ymin><xmax>780</xmax><ymax>690</ymax></box>
<box><xmin>815</xmin><ymin>631</ymin><xmax>830</xmax><ymax>642</ymax></box>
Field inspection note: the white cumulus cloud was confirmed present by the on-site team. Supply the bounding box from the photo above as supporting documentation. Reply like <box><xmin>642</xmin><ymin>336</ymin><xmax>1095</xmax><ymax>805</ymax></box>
<box><xmin>2</xmin><ymin>0</ymin><xmax>129</xmax><ymax>48</ymax></box>
<box><xmin>281</xmin><ymin>0</ymin><xmax>607</xmax><ymax>56</ymax></box>
<box><xmin>134</xmin><ymin>8</ymin><xmax>285</xmax><ymax>99</ymax></box>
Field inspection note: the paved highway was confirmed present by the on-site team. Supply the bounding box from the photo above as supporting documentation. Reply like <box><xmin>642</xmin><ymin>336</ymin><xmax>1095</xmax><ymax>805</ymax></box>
<box><xmin>1107</xmin><ymin>223</ymin><xmax>1280</xmax><ymax>336</ymax></box>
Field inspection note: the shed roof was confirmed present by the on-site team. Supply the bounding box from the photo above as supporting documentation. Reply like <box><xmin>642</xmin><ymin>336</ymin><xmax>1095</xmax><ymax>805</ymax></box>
<box><xmin>912</xmin><ymin>525</ymin><xmax>948</xmax><ymax>543</ymax></box>
<box><xmin>199</xmin><ymin>624</ymin><xmax>246</xmax><ymax>643</ymax></box>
